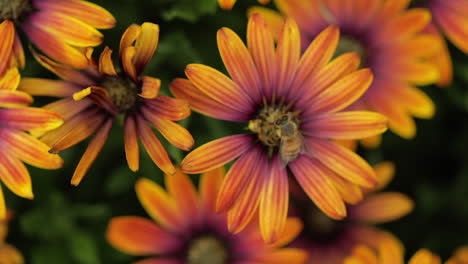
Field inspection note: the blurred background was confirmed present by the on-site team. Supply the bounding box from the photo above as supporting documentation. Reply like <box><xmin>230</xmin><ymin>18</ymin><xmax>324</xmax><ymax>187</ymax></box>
<box><xmin>7</xmin><ymin>0</ymin><xmax>468</xmax><ymax>263</ymax></box>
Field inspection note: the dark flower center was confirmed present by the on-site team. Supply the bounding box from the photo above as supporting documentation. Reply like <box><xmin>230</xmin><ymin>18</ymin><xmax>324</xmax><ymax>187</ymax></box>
<box><xmin>248</xmin><ymin>99</ymin><xmax>302</xmax><ymax>160</ymax></box>
<box><xmin>101</xmin><ymin>75</ymin><xmax>138</xmax><ymax>112</ymax></box>
<box><xmin>335</xmin><ymin>35</ymin><xmax>365</xmax><ymax>61</ymax></box>
<box><xmin>302</xmin><ymin>203</ymin><xmax>345</xmax><ymax>243</ymax></box>
<box><xmin>0</xmin><ymin>0</ymin><xmax>31</xmax><ymax>20</ymax></box>
<box><xmin>410</xmin><ymin>0</ymin><xmax>430</xmax><ymax>7</ymax></box>
<box><xmin>187</xmin><ymin>236</ymin><xmax>229</xmax><ymax>264</ymax></box>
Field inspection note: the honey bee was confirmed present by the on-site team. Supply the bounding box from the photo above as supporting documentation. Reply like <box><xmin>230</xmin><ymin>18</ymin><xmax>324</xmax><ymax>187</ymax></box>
<box><xmin>276</xmin><ymin>113</ymin><xmax>307</xmax><ymax>166</ymax></box>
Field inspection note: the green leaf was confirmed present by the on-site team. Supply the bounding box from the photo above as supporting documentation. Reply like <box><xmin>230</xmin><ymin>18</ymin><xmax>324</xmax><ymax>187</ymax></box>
<box><xmin>162</xmin><ymin>0</ymin><xmax>218</xmax><ymax>22</ymax></box>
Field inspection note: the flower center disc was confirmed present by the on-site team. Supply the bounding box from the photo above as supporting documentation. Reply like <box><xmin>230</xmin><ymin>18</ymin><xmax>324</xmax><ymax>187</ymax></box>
<box><xmin>101</xmin><ymin>75</ymin><xmax>138</xmax><ymax>112</ymax></box>
<box><xmin>187</xmin><ymin>236</ymin><xmax>229</xmax><ymax>264</ymax></box>
<box><xmin>0</xmin><ymin>0</ymin><xmax>30</xmax><ymax>20</ymax></box>
<box><xmin>335</xmin><ymin>35</ymin><xmax>365</xmax><ymax>60</ymax></box>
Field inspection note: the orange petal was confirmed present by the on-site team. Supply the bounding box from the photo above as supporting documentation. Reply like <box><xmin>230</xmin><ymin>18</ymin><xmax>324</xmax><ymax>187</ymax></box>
<box><xmin>378</xmin><ymin>232</ymin><xmax>405</xmax><ymax>264</ymax></box>
<box><xmin>344</xmin><ymin>245</ymin><xmax>378</xmax><ymax>264</ymax></box>
<box><xmin>136</xmin><ymin>116</ymin><xmax>175</xmax><ymax>175</ymax></box>
<box><xmin>0</xmin><ymin>67</ymin><xmax>20</xmax><ymax>91</ymax></box>
<box><xmin>372</xmin><ymin>161</ymin><xmax>396</xmax><ymax>192</ymax></box>
<box><xmin>133</xmin><ymin>23</ymin><xmax>159</xmax><ymax>75</ymax></box>
<box><xmin>18</xmin><ymin>78</ymin><xmax>80</xmax><ymax>97</ymax></box>
<box><xmin>267</xmin><ymin>217</ymin><xmax>303</xmax><ymax>248</ymax></box>
<box><xmin>0</xmin><ymin>152</ymin><xmax>33</xmax><ymax>199</ymax></box>
<box><xmin>98</xmin><ymin>46</ymin><xmax>117</xmax><ymax>75</ymax></box>
<box><xmin>72</xmin><ymin>86</ymin><xmax>119</xmax><ymax>115</ymax></box>
<box><xmin>434</xmin><ymin>5</ymin><xmax>468</xmax><ymax>53</ymax></box>
<box><xmin>106</xmin><ymin>216</ymin><xmax>179</xmax><ymax>255</ymax></box>
<box><xmin>303</xmin><ymin>111</ymin><xmax>387</xmax><ymax>140</ymax></box>
<box><xmin>216</xmin><ymin>146</ymin><xmax>263</xmax><ymax>212</ymax></box>
<box><xmin>71</xmin><ymin>118</ymin><xmax>113</xmax><ymax>185</ymax></box>
<box><xmin>259</xmin><ymin>159</ymin><xmax>289</xmax><ymax>243</ymax></box>
<box><xmin>22</xmin><ymin>24</ymin><xmax>89</xmax><ymax>69</ymax></box>
<box><xmin>253</xmin><ymin>248</ymin><xmax>309</xmax><ymax>264</ymax></box>
<box><xmin>349</xmin><ymin>192</ymin><xmax>414</xmax><ymax>223</ymax></box>
<box><xmin>0</xmin><ymin>20</ymin><xmax>14</xmax><ymax>75</ymax></box>
<box><xmin>26</xmin><ymin>11</ymin><xmax>104</xmax><ymax>47</ymax></box>
<box><xmin>124</xmin><ymin>115</ymin><xmax>140</xmax><ymax>172</ymax></box>
<box><xmin>0</xmin><ymin>107</ymin><xmax>63</xmax><ymax>132</ymax></box>
<box><xmin>143</xmin><ymin>114</ymin><xmax>194</xmax><ymax>151</ymax></box>
<box><xmin>181</xmin><ymin>134</ymin><xmax>253</xmax><ymax>174</ymax></box>
<box><xmin>375</xmin><ymin>0</ymin><xmax>409</xmax><ymax>22</ymax></box>
<box><xmin>227</xmin><ymin>149</ymin><xmax>266</xmax><ymax>234</ymax></box>
<box><xmin>121</xmin><ymin>46</ymin><xmax>138</xmax><ymax>82</ymax></box>
<box><xmin>135</xmin><ymin>178</ymin><xmax>184</xmax><ymax>232</ymax></box>
<box><xmin>408</xmin><ymin>249</ymin><xmax>440</xmax><ymax>264</ymax></box>
<box><xmin>305</xmin><ymin>69</ymin><xmax>373</xmax><ymax>114</ymax></box>
<box><xmin>306</xmin><ymin>138</ymin><xmax>377</xmax><ymax>188</ymax></box>
<box><xmin>247</xmin><ymin>7</ymin><xmax>285</xmax><ymax>41</ymax></box>
<box><xmin>0</xmin><ymin>90</ymin><xmax>32</xmax><ymax>107</ymax></box>
<box><xmin>376</xmin><ymin>9</ymin><xmax>431</xmax><ymax>44</ymax></box>
<box><xmin>139</xmin><ymin>76</ymin><xmax>160</xmax><ymax>99</ymax></box>
<box><xmin>217</xmin><ymin>27</ymin><xmax>261</xmax><ymax>101</ymax></box>
<box><xmin>119</xmin><ymin>24</ymin><xmax>141</xmax><ymax>58</ymax></box>
<box><xmin>165</xmin><ymin>170</ymin><xmax>199</xmax><ymax>225</ymax></box>
<box><xmin>218</xmin><ymin>0</ymin><xmax>236</xmax><ymax>10</ymax></box>
<box><xmin>200</xmin><ymin>167</ymin><xmax>225</xmax><ymax>213</ymax></box>
<box><xmin>143</xmin><ymin>94</ymin><xmax>191</xmax><ymax>121</ymax></box>
<box><xmin>35</xmin><ymin>0</ymin><xmax>116</xmax><ymax>29</ymax></box>
<box><xmin>275</xmin><ymin>0</ymin><xmax>326</xmax><ymax>37</ymax></box>
<box><xmin>185</xmin><ymin>64</ymin><xmax>254</xmax><ymax>113</ymax></box>
<box><xmin>43</xmin><ymin>97</ymin><xmax>92</xmax><ymax>120</ymax></box>
<box><xmin>0</xmin><ymin>186</ymin><xmax>5</xmax><ymax>220</ymax></box>
<box><xmin>0</xmin><ymin>243</ymin><xmax>24</xmax><ymax>264</ymax></box>
<box><xmin>275</xmin><ymin>18</ymin><xmax>301</xmax><ymax>98</ymax></box>
<box><xmin>327</xmin><ymin>170</ymin><xmax>363</xmax><ymax>205</ymax></box>
<box><xmin>247</xmin><ymin>14</ymin><xmax>276</xmax><ymax>99</ymax></box>
<box><xmin>289</xmin><ymin>25</ymin><xmax>340</xmax><ymax>98</ymax></box>
<box><xmin>0</xmin><ymin>128</ymin><xmax>63</xmax><ymax>169</ymax></box>
<box><xmin>170</xmin><ymin>78</ymin><xmax>246</xmax><ymax>122</ymax></box>
<box><xmin>289</xmin><ymin>155</ymin><xmax>346</xmax><ymax>219</ymax></box>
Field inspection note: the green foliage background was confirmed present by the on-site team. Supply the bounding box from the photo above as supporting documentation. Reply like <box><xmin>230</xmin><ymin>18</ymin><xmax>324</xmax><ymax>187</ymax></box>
<box><xmin>6</xmin><ymin>0</ymin><xmax>468</xmax><ymax>263</ymax></box>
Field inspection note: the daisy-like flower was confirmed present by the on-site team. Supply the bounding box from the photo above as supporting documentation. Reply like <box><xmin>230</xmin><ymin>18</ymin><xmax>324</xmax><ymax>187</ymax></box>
<box><xmin>0</xmin><ymin>0</ymin><xmax>115</xmax><ymax>72</ymax></box>
<box><xmin>343</xmin><ymin>232</ymin><xmax>441</xmax><ymax>264</ymax></box>
<box><xmin>219</xmin><ymin>0</ymin><xmax>270</xmax><ymax>10</ymax></box>
<box><xmin>18</xmin><ymin>22</ymin><xmax>194</xmax><ymax>185</ymax></box>
<box><xmin>0</xmin><ymin>68</ymin><xmax>63</xmax><ymax>218</ymax></box>
<box><xmin>106</xmin><ymin>168</ymin><xmax>308</xmax><ymax>264</ymax></box>
<box><xmin>289</xmin><ymin>162</ymin><xmax>414</xmax><ymax>264</ymax></box>
<box><xmin>0</xmin><ymin>212</ymin><xmax>24</xmax><ymax>264</ymax></box>
<box><xmin>249</xmin><ymin>0</ymin><xmax>438</xmax><ymax>140</ymax></box>
<box><xmin>172</xmin><ymin>14</ymin><xmax>388</xmax><ymax>243</ymax></box>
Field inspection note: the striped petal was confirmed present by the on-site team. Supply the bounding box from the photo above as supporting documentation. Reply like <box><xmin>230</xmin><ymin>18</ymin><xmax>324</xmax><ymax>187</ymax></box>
<box><xmin>0</xmin><ymin>67</ymin><xmax>20</xmax><ymax>91</ymax></box>
<box><xmin>170</xmin><ymin>78</ymin><xmax>247</xmax><ymax>122</ymax></box>
<box><xmin>0</xmin><ymin>90</ymin><xmax>32</xmax><ymax>107</ymax></box>
<box><xmin>227</xmin><ymin>147</ymin><xmax>267</xmax><ymax>233</ymax></box>
<box><xmin>120</xmin><ymin>24</ymin><xmax>141</xmax><ymax>59</ymax></box>
<box><xmin>302</xmin><ymin>111</ymin><xmax>388</xmax><ymax>140</ymax></box>
<box><xmin>33</xmin><ymin>0</ymin><xmax>116</xmax><ymax>29</ymax></box>
<box><xmin>217</xmin><ymin>27</ymin><xmax>261</xmax><ymax>102</ymax></box>
<box><xmin>327</xmin><ymin>169</ymin><xmax>363</xmax><ymax>205</ymax></box>
<box><xmin>124</xmin><ymin>114</ymin><xmax>139</xmax><ymax>172</ymax></box>
<box><xmin>121</xmin><ymin>46</ymin><xmax>138</xmax><ymax>82</ymax></box>
<box><xmin>165</xmin><ymin>170</ymin><xmax>199</xmax><ymax>226</ymax></box>
<box><xmin>433</xmin><ymin>5</ymin><xmax>468</xmax><ymax>53</ymax></box>
<box><xmin>43</xmin><ymin>98</ymin><xmax>92</xmax><ymax>121</ymax></box>
<box><xmin>136</xmin><ymin>116</ymin><xmax>175</xmax><ymax>175</ymax></box>
<box><xmin>247</xmin><ymin>14</ymin><xmax>276</xmax><ymax>99</ymax></box>
<box><xmin>0</xmin><ymin>107</ymin><xmax>63</xmax><ymax>132</ymax></box>
<box><xmin>71</xmin><ymin>118</ymin><xmax>113</xmax><ymax>185</ymax></box>
<box><xmin>143</xmin><ymin>95</ymin><xmax>190</xmax><ymax>121</ymax></box>
<box><xmin>135</xmin><ymin>178</ymin><xmax>184</xmax><ymax>232</ymax></box>
<box><xmin>0</xmin><ymin>20</ymin><xmax>14</xmax><ymax>75</ymax></box>
<box><xmin>349</xmin><ymin>192</ymin><xmax>414</xmax><ymax>223</ymax></box>
<box><xmin>19</xmin><ymin>78</ymin><xmax>80</xmax><ymax>97</ymax></box>
<box><xmin>216</xmin><ymin>145</ymin><xmax>262</xmax><ymax>212</ymax></box>
<box><xmin>306</xmin><ymin>138</ymin><xmax>377</xmax><ymax>188</ymax></box>
<box><xmin>289</xmin><ymin>155</ymin><xmax>346</xmax><ymax>219</ymax></box>
<box><xmin>73</xmin><ymin>86</ymin><xmax>119</xmax><ymax>115</ymax></box>
<box><xmin>0</xmin><ymin>128</ymin><xmax>63</xmax><ymax>169</ymax></box>
<box><xmin>246</xmin><ymin>7</ymin><xmax>285</xmax><ymax>41</ymax></box>
<box><xmin>185</xmin><ymin>64</ymin><xmax>254</xmax><ymax>113</ymax></box>
<box><xmin>143</xmin><ymin>114</ymin><xmax>194</xmax><ymax>151</ymax></box>
<box><xmin>26</xmin><ymin>11</ymin><xmax>103</xmax><ymax>47</ymax></box>
<box><xmin>0</xmin><ymin>152</ymin><xmax>33</xmax><ymax>199</ymax></box>
<box><xmin>200</xmin><ymin>167</ymin><xmax>225</xmax><ymax>213</ymax></box>
<box><xmin>259</xmin><ymin>158</ymin><xmax>289</xmax><ymax>243</ymax></box>
<box><xmin>98</xmin><ymin>47</ymin><xmax>117</xmax><ymax>76</ymax></box>
<box><xmin>106</xmin><ymin>216</ymin><xmax>180</xmax><ymax>255</ymax></box>
<box><xmin>275</xmin><ymin>18</ymin><xmax>301</xmax><ymax>98</ymax></box>
<box><xmin>133</xmin><ymin>23</ymin><xmax>159</xmax><ymax>74</ymax></box>
<box><xmin>181</xmin><ymin>134</ymin><xmax>253</xmax><ymax>174</ymax></box>
<box><xmin>139</xmin><ymin>76</ymin><xmax>160</xmax><ymax>99</ymax></box>
<box><xmin>22</xmin><ymin>24</ymin><xmax>89</xmax><ymax>69</ymax></box>
<box><xmin>304</xmin><ymin>69</ymin><xmax>373</xmax><ymax>115</ymax></box>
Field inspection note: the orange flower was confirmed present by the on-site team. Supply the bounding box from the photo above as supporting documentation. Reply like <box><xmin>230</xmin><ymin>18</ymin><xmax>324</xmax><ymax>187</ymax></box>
<box><xmin>19</xmin><ymin>23</ymin><xmax>193</xmax><ymax>185</ymax></box>
<box><xmin>219</xmin><ymin>0</ymin><xmax>270</xmax><ymax>10</ymax></box>
<box><xmin>0</xmin><ymin>212</ymin><xmax>24</xmax><ymax>264</ymax></box>
<box><xmin>289</xmin><ymin>162</ymin><xmax>413</xmax><ymax>264</ymax></box>
<box><xmin>172</xmin><ymin>14</ymin><xmax>387</xmax><ymax>243</ymax></box>
<box><xmin>0</xmin><ymin>68</ymin><xmax>63</xmax><ymax>218</ymax></box>
<box><xmin>106</xmin><ymin>168</ymin><xmax>308</xmax><ymax>264</ymax></box>
<box><xmin>446</xmin><ymin>246</ymin><xmax>468</xmax><ymax>264</ymax></box>
<box><xmin>0</xmin><ymin>0</ymin><xmax>115</xmax><ymax>72</ymax></box>
<box><xmin>343</xmin><ymin>232</ymin><xmax>441</xmax><ymax>264</ymax></box>
<box><xmin>249</xmin><ymin>0</ymin><xmax>438</xmax><ymax>140</ymax></box>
